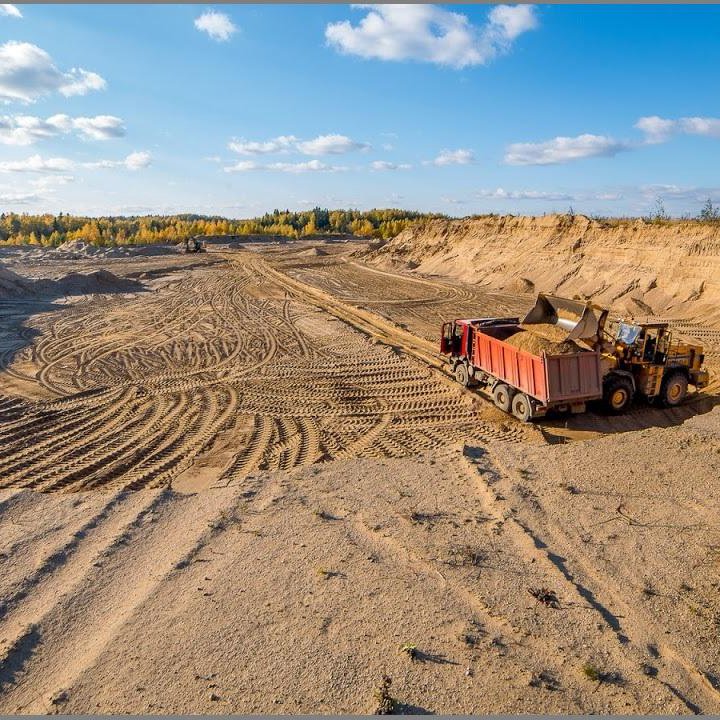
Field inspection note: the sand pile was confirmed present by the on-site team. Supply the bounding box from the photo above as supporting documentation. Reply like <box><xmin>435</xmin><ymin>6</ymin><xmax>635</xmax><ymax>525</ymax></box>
<box><xmin>505</xmin><ymin>323</ymin><xmax>583</xmax><ymax>355</ymax></box>
<box><xmin>54</xmin><ymin>240</ymin><xmax>178</xmax><ymax>259</ymax></box>
<box><xmin>53</xmin><ymin>270</ymin><xmax>144</xmax><ymax>295</ymax></box>
<box><xmin>0</xmin><ymin>264</ymin><xmax>34</xmax><ymax>298</ymax></box>
<box><xmin>0</xmin><ymin>263</ymin><xmax>143</xmax><ymax>299</ymax></box>
<box><xmin>55</xmin><ymin>239</ymin><xmax>93</xmax><ymax>254</ymax></box>
<box><xmin>298</xmin><ymin>247</ymin><xmax>328</xmax><ymax>257</ymax></box>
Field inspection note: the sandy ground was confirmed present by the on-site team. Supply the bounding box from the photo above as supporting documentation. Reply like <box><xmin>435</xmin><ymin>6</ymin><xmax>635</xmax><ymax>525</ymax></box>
<box><xmin>1</xmin><ymin>240</ymin><xmax>719</xmax><ymax>714</ymax></box>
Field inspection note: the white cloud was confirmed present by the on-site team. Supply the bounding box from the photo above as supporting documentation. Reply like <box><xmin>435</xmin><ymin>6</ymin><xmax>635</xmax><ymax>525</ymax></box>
<box><xmin>477</xmin><ymin>187</ymin><xmax>624</xmax><ymax>202</ymax></box>
<box><xmin>296</xmin><ymin>134</ymin><xmax>369</xmax><ymax>155</ymax></box>
<box><xmin>29</xmin><ymin>174</ymin><xmax>74</xmax><ymax>189</ymax></box>
<box><xmin>478</xmin><ymin>188</ymin><xmax>574</xmax><ymax>201</ymax></box>
<box><xmin>371</xmin><ymin>160</ymin><xmax>411</xmax><ymax>170</ymax></box>
<box><xmin>228</xmin><ymin>135</ymin><xmax>297</xmax><ymax>155</ymax></box>
<box><xmin>430</xmin><ymin>148</ymin><xmax>475</xmax><ymax>166</ymax></box>
<box><xmin>0</xmin><ymin>113</ymin><xmax>125</xmax><ymax>145</ymax></box>
<box><xmin>223</xmin><ymin>159</ymin><xmax>347</xmax><ymax>173</ymax></box>
<box><xmin>228</xmin><ymin>133</ymin><xmax>369</xmax><ymax>156</ymax></box>
<box><xmin>504</xmin><ymin>134</ymin><xmax>629</xmax><ymax>165</ymax></box>
<box><xmin>325</xmin><ymin>4</ymin><xmax>538</xmax><ymax>69</ymax></box>
<box><xmin>84</xmin><ymin>151</ymin><xmax>152</xmax><ymax>171</ymax></box>
<box><xmin>487</xmin><ymin>4</ymin><xmax>537</xmax><ymax>41</ymax></box>
<box><xmin>0</xmin><ymin>154</ymin><xmax>74</xmax><ymax>172</ymax></box>
<box><xmin>223</xmin><ymin>160</ymin><xmax>259</xmax><ymax>172</ymax></box>
<box><xmin>636</xmin><ymin>115</ymin><xmax>720</xmax><ymax>144</ymax></box>
<box><xmin>0</xmin><ymin>149</ymin><xmax>143</xmax><ymax>179</ymax></box>
<box><xmin>680</xmin><ymin>117</ymin><xmax>720</xmax><ymax>138</ymax></box>
<box><xmin>634</xmin><ymin>116</ymin><xmax>677</xmax><ymax>145</ymax></box>
<box><xmin>268</xmin><ymin>159</ymin><xmax>348</xmax><ymax>173</ymax></box>
<box><xmin>124</xmin><ymin>151</ymin><xmax>152</xmax><ymax>170</ymax></box>
<box><xmin>59</xmin><ymin>68</ymin><xmax>106</xmax><ymax>97</ymax></box>
<box><xmin>0</xmin><ymin>191</ymin><xmax>40</xmax><ymax>204</ymax></box>
<box><xmin>0</xmin><ymin>41</ymin><xmax>106</xmax><ymax>103</ymax></box>
<box><xmin>640</xmin><ymin>184</ymin><xmax>720</xmax><ymax>202</ymax></box>
<box><xmin>0</xmin><ymin>4</ymin><xmax>22</xmax><ymax>18</ymax></box>
<box><xmin>71</xmin><ymin>115</ymin><xmax>125</xmax><ymax>140</ymax></box>
<box><xmin>194</xmin><ymin>10</ymin><xmax>238</xmax><ymax>42</ymax></box>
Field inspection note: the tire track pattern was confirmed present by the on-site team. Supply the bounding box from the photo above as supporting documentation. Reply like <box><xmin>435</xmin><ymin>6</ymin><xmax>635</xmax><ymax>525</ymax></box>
<box><xmin>1</xmin><ymin>255</ymin><xmax>535</xmax><ymax>492</ymax></box>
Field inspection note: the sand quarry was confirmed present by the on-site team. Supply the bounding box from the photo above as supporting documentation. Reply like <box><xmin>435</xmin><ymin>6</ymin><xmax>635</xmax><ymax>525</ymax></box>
<box><xmin>1</xmin><ymin>215</ymin><xmax>720</xmax><ymax>714</ymax></box>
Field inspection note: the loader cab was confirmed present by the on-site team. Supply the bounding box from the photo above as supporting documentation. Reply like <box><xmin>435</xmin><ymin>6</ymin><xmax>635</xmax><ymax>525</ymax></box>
<box><xmin>616</xmin><ymin>322</ymin><xmax>669</xmax><ymax>365</ymax></box>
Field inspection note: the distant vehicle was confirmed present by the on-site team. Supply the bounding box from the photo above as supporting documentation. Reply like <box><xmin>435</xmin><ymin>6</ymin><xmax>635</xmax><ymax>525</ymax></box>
<box><xmin>183</xmin><ymin>236</ymin><xmax>205</xmax><ymax>253</ymax></box>
<box><xmin>440</xmin><ymin>293</ymin><xmax>709</xmax><ymax>421</ymax></box>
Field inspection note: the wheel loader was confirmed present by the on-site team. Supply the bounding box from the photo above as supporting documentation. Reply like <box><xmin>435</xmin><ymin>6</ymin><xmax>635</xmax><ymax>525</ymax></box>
<box><xmin>524</xmin><ymin>294</ymin><xmax>709</xmax><ymax>413</ymax></box>
<box><xmin>440</xmin><ymin>293</ymin><xmax>709</xmax><ymax>420</ymax></box>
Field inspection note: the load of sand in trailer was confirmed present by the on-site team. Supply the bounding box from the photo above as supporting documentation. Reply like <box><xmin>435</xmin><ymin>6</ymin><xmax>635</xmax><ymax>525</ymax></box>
<box><xmin>504</xmin><ymin>323</ymin><xmax>586</xmax><ymax>355</ymax></box>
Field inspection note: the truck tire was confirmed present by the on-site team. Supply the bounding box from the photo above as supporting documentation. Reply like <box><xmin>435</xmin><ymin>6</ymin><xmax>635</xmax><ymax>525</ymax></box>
<box><xmin>492</xmin><ymin>383</ymin><xmax>513</xmax><ymax>412</ymax></box>
<box><xmin>511</xmin><ymin>393</ymin><xmax>533</xmax><ymax>422</ymax></box>
<box><xmin>602</xmin><ymin>375</ymin><xmax>633</xmax><ymax>414</ymax></box>
<box><xmin>454</xmin><ymin>363</ymin><xmax>470</xmax><ymax>387</ymax></box>
<box><xmin>660</xmin><ymin>370</ymin><xmax>688</xmax><ymax>407</ymax></box>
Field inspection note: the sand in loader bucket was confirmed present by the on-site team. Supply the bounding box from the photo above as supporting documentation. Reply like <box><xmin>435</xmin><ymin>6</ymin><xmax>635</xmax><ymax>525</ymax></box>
<box><xmin>504</xmin><ymin>323</ymin><xmax>585</xmax><ymax>355</ymax></box>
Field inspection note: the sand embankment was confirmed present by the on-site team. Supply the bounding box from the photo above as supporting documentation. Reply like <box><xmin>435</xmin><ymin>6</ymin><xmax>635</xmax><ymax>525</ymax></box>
<box><xmin>366</xmin><ymin>215</ymin><xmax>720</xmax><ymax>324</ymax></box>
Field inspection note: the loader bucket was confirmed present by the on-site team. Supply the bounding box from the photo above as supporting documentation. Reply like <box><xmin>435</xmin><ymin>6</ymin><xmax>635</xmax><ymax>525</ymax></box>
<box><xmin>522</xmin><ymin>293</ymin><xmax>608</xmax><ymax>342</ymax></box>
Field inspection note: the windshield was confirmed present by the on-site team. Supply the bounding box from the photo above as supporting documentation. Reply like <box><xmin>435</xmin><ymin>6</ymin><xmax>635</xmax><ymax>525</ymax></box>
<box><xmin>616</xmin><ymin>322</ymin><xmax>642</xmax><ymax>345</ymax></box>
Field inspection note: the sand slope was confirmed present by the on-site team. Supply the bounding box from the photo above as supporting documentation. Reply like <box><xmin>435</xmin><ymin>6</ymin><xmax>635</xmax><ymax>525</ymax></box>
<box><xmin>367</xmin><ymin>215</ymin><xmax>720</xmax><ymax>324</ymax></box>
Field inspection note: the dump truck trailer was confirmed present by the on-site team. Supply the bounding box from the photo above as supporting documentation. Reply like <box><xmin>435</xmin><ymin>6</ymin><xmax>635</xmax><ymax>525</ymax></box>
<box><xmin>441</xmin><ymin>294</ymin><xmax>709</xmax><ymax>422</ymax></box>
<box><xmin>441</xmin><ymin>317</ymin><xmax>603</xmax><ymax>421</ymax></box>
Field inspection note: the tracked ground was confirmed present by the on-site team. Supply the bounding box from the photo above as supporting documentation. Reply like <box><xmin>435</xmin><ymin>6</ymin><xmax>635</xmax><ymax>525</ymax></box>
<box><xmin>0</xmin><ymin>250</ymin><xmax>537</xmax><ymax>493</ymax></box>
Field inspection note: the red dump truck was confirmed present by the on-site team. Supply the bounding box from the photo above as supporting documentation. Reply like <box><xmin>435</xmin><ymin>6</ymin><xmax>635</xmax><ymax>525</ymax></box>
<box><xmin>440</xmin><ymin>316</ymin><xmax>603</xmax><ymax>421</ymax></box>
<box><xmin>440</xmin><ymin>294</ymin><xmax>708</xmax><ymax>422</ymax></box>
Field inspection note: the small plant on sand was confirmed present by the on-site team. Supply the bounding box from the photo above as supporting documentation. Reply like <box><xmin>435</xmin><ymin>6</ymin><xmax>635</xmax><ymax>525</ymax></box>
<box><xmin>400</xmin><ymin>643</ymin><xmax>418</xmax><ymax>662</ymax></box>
<box><xmin>207</xmin><ymin>509</ymin><xmax>241</xmax><ymax>531</ymax></box>
<box><xmin>315</xmin><ymin>566</ymin><xmax>345</xmax><ymax>580</ymax></box>
<box><xmin>581</xmin><ymin>663</ymin><xmax>623</xmax><ymax>688</ymax></box>
<box><xmin>449</xmin><ymin>544</ymin><xmax>486</xmax><ymax>568</ymax></box>
<box><xmin>528</xmin><ymin>587</ymin><xmax>560</xmax><ymax>608</ymax></box>
<box><xmin>374</xmin><ymin>675</ymin><xmax>397</xmax><ymax>715</ymax></box>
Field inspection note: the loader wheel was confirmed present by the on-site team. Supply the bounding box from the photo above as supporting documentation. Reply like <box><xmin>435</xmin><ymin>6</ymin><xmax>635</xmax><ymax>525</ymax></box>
<box><xmin>454</xmin><ymin>363</ymin><xmax>470</xmax><ymax>387</ymax></box>
<box><xmin>511</xmin><ymin>393</ymin><xmax>533</xmax><ymax>422</ymax></box>
<box><xmin>602</xmin><ymin>376</ymin><xmax>633</xmax><ymax>414</ymax></box>
<box><xmin>492</xmin><ymin>383</ymin><xmax>513</xmax><ymax>412</ymax></box>
<box><xmin>660</xmin><ymin>371</ymin><xmax>688</xmax><ymax>407</ymax></box>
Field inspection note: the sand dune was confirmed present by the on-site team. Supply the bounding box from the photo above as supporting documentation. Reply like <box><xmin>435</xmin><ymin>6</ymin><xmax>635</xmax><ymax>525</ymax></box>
<box><xmin>366</xmin><ymin>214</ymin><xmax>720</xmax><ymax>325</ymax></box>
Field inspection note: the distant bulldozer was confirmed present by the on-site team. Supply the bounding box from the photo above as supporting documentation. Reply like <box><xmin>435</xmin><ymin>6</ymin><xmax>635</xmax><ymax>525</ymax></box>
<box><xmin>183</xmin><ymin>236</ymin><xmax>205</xmax><ymax>253</ymax></box>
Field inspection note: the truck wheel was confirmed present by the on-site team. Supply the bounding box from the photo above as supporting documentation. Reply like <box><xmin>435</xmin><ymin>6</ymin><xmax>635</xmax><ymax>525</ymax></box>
<box><xmin>492</xmin><ymin>383</ymin><xmax>513</xmax><ymax>412</ymax></box>
<box><xmin>454</xmin><ymin>363</ymin><xmax>470</xmax><ymax>387</ymax></box>
<box><xmin>511</xmin><ymin>393</ymin><xmax>533</xmax><ymax>422</ymax></box>
<box><xmin>660</xmin><ymin>371</ymin><xmax>688</xmax><ymax>407</ymax></box>
<box><xmin>602</xmin><ymin>376</ymin><xmax>633</xmax><ymax>414</ymax></box>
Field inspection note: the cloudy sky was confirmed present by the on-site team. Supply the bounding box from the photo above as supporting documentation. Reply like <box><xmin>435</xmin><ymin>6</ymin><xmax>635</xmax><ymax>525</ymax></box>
<box><xmin>1</xmin><ymin>3</ymin><xmax>719</xmax><ymax>217</ymax></box>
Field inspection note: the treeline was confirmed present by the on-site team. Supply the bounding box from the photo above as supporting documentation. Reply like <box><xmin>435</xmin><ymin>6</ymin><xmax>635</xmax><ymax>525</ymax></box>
<box><xmin>0</xmin><ymin>208</ymin><xmax>446</xmax><ymax>247</ymax></box>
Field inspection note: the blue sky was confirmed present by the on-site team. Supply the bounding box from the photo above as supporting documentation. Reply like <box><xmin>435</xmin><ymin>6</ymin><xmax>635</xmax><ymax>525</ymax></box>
<box><xmin>1</xmin><ymin>3</ymin><xmax>719</xmax><ymax>217</ymax></box>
